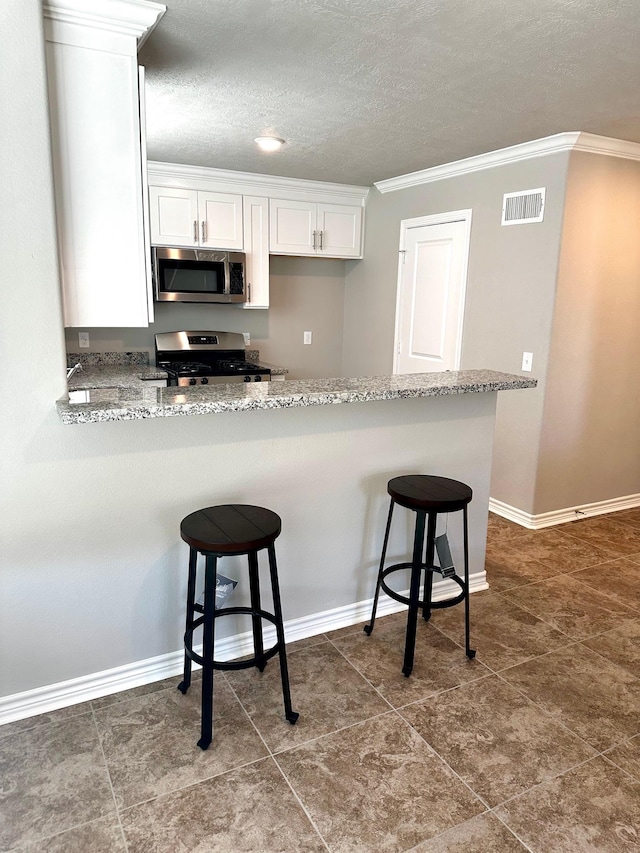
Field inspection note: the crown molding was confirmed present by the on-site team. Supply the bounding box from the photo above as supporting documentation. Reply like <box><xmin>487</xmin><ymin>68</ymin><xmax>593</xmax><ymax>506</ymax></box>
<box><xmin>43</xmin><ymin>0</ymin><xmax>165</xmax><ymax>46</ymax></box>
<box><xmin>571</xmin><ymin>132</ymin><xmax>640</xmax><ymax>161</ymax></box>
<box><xmin>375</xmin><ymin>132</ymin><xmax>640</xmax><ymax>194</ymax></box>
<box><xmin>147</xmin><ymin>161</ymin><xmax>370</xmax><ymax>204</ymax></box>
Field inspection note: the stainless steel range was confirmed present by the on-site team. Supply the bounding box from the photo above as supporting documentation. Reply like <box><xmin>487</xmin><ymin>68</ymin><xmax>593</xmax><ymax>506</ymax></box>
<box><xmin>155</xmin><ymin>331</ymin><xmax>271</xmax><ymax>386</ymax></box>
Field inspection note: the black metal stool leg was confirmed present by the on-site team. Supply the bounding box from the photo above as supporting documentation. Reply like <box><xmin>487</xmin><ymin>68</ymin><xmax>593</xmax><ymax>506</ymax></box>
<box><xmin>198</xmin><ymin>553</ymin><xmax>217</xmax><ymax>750</ymax></box>
<box><xmin>463</xmin><ymin>505</ymin><xmax>476</xmax><ymax>659</ymax></box>
<box><xmin>403</xmin><ymin>510</ymin><xmax>426</xmax><ymax>677</ymax></box>
<box><xmin>422</xmin><ymin>512</ymin><xmax>437</xmax><ymax>621</ymax></box>
<box><xmin>178</xmin><ymin>547</ymin><xmax>198</xmax><ymax>695</ymax></box>
<box><xmin>248</xmin><ymin>549</ymin><xmax>266</xmax><ymax>671</ymax></box>
<box><xmin>267</xmin><ymin>543</ymin><xmax>299</xmax><ymax>725</ymax></box>
<box><xmin>364</xmin><ymin>499</ymin><xmax>395</xmax><ymax>636</ymax></box>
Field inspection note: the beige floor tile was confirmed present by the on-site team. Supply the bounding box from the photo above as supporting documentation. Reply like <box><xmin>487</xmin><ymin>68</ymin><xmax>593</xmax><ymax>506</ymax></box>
<box><xmin>495</xmin><ymin>756</ymin><xmax>640</xmax><ymax>853</ymax></box>
<box><xmin>17</xmin><ymin>817</ymin><xmax>127</xmax><ymax>852</ymax></box>
<box><xmin>331</xmin><ymin>613</ymin><xmax>488</xmax><ymax>708</ymax></box>
<box><xmin>503</xmin><ymin>574</ymin><xmax>637</xmax><ymax>640</ymax></box>
<box><xmin>226</xmin><ymin>640</ymin><xmax>390</xmax><ymax>752</ymax></box>
<box><xmin>0</xmin><ymin>714</ymin><xmax>115</xmax><ymax>851</ymax></box>
<box><xmin>485</xmin><ymin>545</ymin><xmax>559</xmax><ymax>592</ymax></box>
<box><xmin>95</xmin><ymin>677</ymin><xmax>268</xmax><ymax>808</ymax></box>
<box><xmin>569</xmin><ymin>557</ymin><xmax>640</xmax><ymax>613</ymax></box>
<box><xmin>581</xmin><ymin>619</ymin><xmax>640</xmax><ymax>678</ymax></box>
<box><xmin>560</xmin><ymin>516</ymin><xmax>640</xmax><ymax>557</ymax></box>
<box><xmin>506</xmin><ymin>527</ymin><xmax>612</xmax><ymax>573</ymax></box>
<box><xmin>410</xmin><ymin>812</ymin><xmax>529</xmax><ymax>852</ymax></box>
<box><xmin>276</xmin><ymin>713</ymin><xmax>484</xmax><ymax>853</ymax></box>
<box><xmin>499</xmin><ymin>644</ymin><xmax>640</xmax><ymax>751</ymax></box>
<box><xmin>605</xmin><ymin>734</ymin><xmax>640</xmax><ymax>782</ymax></box>
<box><xmin>433</xmin><ymin>591</ymin><xmax>568</xmax><ymax>671</ymax></box>
<box><xmin>121</xmin><ymin>757</ymin><xmax>326</xmax><ymax>853</ymax></box>
<box><xmin>401</xmin><ymin>675</ymin><xmax>596</xmax><ymax>807</ymax></box>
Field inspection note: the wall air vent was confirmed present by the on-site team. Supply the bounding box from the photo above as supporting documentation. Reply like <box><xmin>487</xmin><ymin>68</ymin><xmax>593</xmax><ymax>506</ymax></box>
<box><xmin>501</xmin><ymin>187</ymin><xmax>546</xmax><ymax>225</ymax></box>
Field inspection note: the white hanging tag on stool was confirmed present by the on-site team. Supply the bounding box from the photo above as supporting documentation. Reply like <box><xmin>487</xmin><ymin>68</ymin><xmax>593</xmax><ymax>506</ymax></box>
<box><xmin>435</xmin><ymin>534</ymin><xmax>456</xmax><ymax>578</ymax></box>
<box><xmin>196</xmin><ymin>574</ymin><xmax>238</xmax><ymax>609</ymax></box>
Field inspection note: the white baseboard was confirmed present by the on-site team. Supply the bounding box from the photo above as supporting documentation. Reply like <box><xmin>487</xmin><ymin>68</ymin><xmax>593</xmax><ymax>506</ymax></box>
<box><xmin>0</xmin><ymin>572</ymin><xmax>486</xmax><ymax>727</ymax></box>
<box><xmin>489</xmin><ymin>494</ymin><xmax>640</xmax><ymax>529</ymax></box>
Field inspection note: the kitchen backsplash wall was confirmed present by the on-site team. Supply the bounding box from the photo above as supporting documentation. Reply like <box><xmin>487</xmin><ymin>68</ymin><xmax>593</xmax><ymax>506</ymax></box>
<box><xmin>64</xmin><ymin>255</ymin><xmax>346</xmax><ymax>380</ymax></box>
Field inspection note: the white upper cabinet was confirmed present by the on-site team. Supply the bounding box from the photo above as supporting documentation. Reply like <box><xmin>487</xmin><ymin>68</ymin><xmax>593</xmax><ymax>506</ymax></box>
<box><xmin>43</xmin><ymin>0</ymin><xmax>165</xmax><ymax>328</ymax></box>
<box><xmin>242</xmin><ymin>196</ymin><xmax>269</xmax><ymax>309</ymax></box>
<box><xmin>269</xmin><ymin>199</ymin><xmax>362</xmax><ymax>258</ymax></box>
<box><xmin>149</xmin><ymin>187</ymin><xmax>244</xmax><ymax>250</ymax></box>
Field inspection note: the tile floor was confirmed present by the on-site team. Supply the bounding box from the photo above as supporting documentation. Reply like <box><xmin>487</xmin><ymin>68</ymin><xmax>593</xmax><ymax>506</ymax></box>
<box><xmin>1</xmin><ymin>511</ymin><xmax>639</xmax><ymax>852</ymax></box>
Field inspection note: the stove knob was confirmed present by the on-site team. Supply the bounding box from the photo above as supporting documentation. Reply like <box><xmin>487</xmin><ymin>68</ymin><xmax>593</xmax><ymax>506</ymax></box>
<box><xmin>243</xmin><ymin>375</ymin><xmax>251</xmax><ymax>382</ymax></box>
<box><xmin>201</xmin><ymin>377</ymin><xmax>208</xmax><ymax>384</ymax></box>
<box><xmin>253</xmin><ymin>375</ymin><xmax>262</xmax><ymax>382</ymax></box>
<box><xmin>189</xmin><ymin>377</ymin><xmax>197</xmax><ymax>386</ymax></box>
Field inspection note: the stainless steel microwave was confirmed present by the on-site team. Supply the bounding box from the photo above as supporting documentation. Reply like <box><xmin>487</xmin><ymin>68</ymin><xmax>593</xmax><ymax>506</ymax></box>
<box><xmin>152</xmin><ymin>247</ymin><xmax>246</xmax><ymax>303</ymax></box>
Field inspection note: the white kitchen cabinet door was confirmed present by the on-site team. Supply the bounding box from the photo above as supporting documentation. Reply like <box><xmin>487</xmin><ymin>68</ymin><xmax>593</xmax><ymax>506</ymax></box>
<box><xmin>199</xmin><ymin>191</ymin><xmax>244</xmax><ymax>250</ymax></box>
<box><xmin>149</xmin><ymin>188</ymin><xmax>243</xmax><ymax>249</ymax></box>
<box><xmin>269</xmin><ymin>199</ymin><xmax>317</xmax><ymax>254</ymax></box>
<box><xmin>269</xmin><ymin>198</ymin><xmax>363</xmax><ymax>257</ymax></box>
<box><xmin>317</xmin><ymin>203</ymin><xmax>362</xmax><ymax>258</ymax></box>
<box><xmin>242</xmin><ymin>196</ymin><xmax>269</xmax><ymax>309</ymax></box>
<box><xmin>149</xmin><ymin>186</ymin><xmax>199</xmax><ymax>246</ymax></box>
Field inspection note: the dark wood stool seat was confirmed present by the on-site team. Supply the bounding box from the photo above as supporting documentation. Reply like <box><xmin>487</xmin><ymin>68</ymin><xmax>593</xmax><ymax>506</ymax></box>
<box><xmin>178</xmin><ymin>504</ymin><xmax>298</xmax><ymax>750</ymax></box>
<box><xmin>365</xmin><ymin>475</ymin><xmax>475</xmax><ymax>677</ymax></box>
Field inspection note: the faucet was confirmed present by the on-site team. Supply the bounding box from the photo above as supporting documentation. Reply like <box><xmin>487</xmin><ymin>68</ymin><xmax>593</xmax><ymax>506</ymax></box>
<box><xmin>66</xmin><ymin>362</ymin><xmax>83</xmax><ymax>380</ymax></box>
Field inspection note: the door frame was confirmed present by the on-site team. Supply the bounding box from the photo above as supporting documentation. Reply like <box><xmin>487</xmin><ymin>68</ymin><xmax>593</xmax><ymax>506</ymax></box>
<box><xmin>393</xmin><ymin>209</ymin><xmax>473</xmax><ymax>374</ymax></box>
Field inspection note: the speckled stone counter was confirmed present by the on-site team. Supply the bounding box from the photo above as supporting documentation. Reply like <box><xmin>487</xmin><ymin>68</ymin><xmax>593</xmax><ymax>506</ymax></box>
<box><xmin>57</xmin><ymin>369</ymin><xmax>536</xmax><ymax>425</ymax></box>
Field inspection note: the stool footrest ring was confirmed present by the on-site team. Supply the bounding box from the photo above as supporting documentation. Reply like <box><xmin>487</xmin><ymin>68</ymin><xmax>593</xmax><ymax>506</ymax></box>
<box><xmin>184</xmin><ymin>605</ymin><xmax>282</xmax><ymax>671</ymax></box>
<box><xmin>380</xmin><ymin>563</ymin><xmax>466</xmax><ymax>609</ymax></box>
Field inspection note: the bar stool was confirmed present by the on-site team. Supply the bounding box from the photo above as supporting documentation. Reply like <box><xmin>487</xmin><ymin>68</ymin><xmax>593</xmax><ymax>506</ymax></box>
<box><xmin>365</xmin><ymin>475</ymin><xmax>476</xmax><ymax>677</ymax></box>
<box><xmin>178</xmin><ymin>504</ymin><xmax>299</xmax><ymax>750</ymax></box>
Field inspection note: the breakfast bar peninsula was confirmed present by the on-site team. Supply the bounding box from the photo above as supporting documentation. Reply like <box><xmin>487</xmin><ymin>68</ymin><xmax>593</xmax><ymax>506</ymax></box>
<box><xmin>52</xmin><ymin>369</ymin><xmax>535</xmax><ymax>667</ymax></box>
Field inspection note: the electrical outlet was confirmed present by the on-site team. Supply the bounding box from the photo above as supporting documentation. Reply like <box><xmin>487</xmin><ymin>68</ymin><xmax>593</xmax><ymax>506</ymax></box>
<box><xmin>78</xmin><ymin>332</ymin><xmax>90</xmax><ymax>348</ymax></box>
<box><xmin>242</xmin><ymin>332</ymin><xmax>250</xmax><ymax>346</ymax></box>
<box><xmin>522</xmin><ymin>351</ymin><xmax>533</xmax><ymax>372</ymax></box>
<box><xmin>304</xmin><ymin>331</ymin><xmax>312</xmax><ymax>345</ymax></box>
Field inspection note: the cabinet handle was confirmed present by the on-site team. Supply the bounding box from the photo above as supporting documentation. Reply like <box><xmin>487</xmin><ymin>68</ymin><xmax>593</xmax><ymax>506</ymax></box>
<box><xmin>247</xmin><ymin>282</ymin><xmax>251</xmax><ymax>303</ymax></box>
<box><xmin>193</xmin><ymin>220</ymin><xmax>198</xmax><ymax>243</ymax></box>
<box><xmin>312</xmin><ymin>230</ymin><xmax>317</xmax><ymax>251</ymax></box>
<box><xmin>319</xmin><ymin>230</ymin><xmax>323</xmax><ymax>250</ymax></box>
<box><xmin>201</xmin><ymin>220</ymin><xmax>206</xmax><ymax>243</ymax></box>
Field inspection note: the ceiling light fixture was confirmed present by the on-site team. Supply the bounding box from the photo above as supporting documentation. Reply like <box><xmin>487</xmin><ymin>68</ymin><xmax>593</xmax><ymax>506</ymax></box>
<box><xmin>255</xmin><ymin>136</ymin><xmax>285</xmax><ymax>152</ymax></box>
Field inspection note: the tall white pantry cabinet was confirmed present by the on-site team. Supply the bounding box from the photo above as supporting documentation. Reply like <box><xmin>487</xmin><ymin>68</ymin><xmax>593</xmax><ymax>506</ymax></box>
<box><xmin>43</xmin><ymin>0</ymin><xmax>165</xmax><ymax>328</ymax></box>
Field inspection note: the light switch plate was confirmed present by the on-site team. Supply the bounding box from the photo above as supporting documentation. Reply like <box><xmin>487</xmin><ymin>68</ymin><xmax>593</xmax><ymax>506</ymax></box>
<box><xmin>243</xmin><ymin>332</ymin><xmax>250</xmax><ymax>346</ymax></box>
<box><xmin>78</xmin><ymin>332</ymin><xmax>90</xmax><ymax>348</ymax></box>
<box><xmin>522</xmin><ymin>351</ymin><xmax>533</xmax><ymax>372</ymax></box>
<box><xmin>304</xmin><ymin>331</ymin><xmax>312</xmax><ymax>345</ymax></box>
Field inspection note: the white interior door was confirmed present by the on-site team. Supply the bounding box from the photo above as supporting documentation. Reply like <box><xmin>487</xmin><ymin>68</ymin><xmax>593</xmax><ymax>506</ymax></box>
<box><xmin>394</xmin><ymin>212</ymin><xmax>471</xmax><ymax>374</ymax></box>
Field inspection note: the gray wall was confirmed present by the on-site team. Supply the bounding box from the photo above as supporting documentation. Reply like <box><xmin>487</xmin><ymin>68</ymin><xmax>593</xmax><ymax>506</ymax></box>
<box><xmin>342</xmin><ymin>156</ymin><xmax>571</xmax><ymax>514</ymax></box>
<box><xmin>1</xmin><ymin>4</ymin><xmax>497</xmax><ymax>703</ymax></box>
<box><xmin>535</xmin><ymin>152</ymin><xmax>640</xmax><ymax>512</ymax></box>
<box><xmin>64</xmin><ymin>256</ymin><xmax>346</xmax><ymax>380</ymax></box>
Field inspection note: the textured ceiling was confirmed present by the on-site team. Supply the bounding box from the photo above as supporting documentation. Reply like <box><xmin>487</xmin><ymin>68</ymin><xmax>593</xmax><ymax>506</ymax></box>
<box><xmin>139</xmin><ymin>0</ymin><xmax>640</xmax><ymax>186</ymax></box>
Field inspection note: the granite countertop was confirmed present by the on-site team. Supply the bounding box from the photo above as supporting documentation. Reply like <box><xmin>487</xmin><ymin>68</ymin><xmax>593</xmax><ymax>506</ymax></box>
<box><xmin>58</xmin><ymin>369</ymin><xmax>537</xmax><ymax>425</ymax></box>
